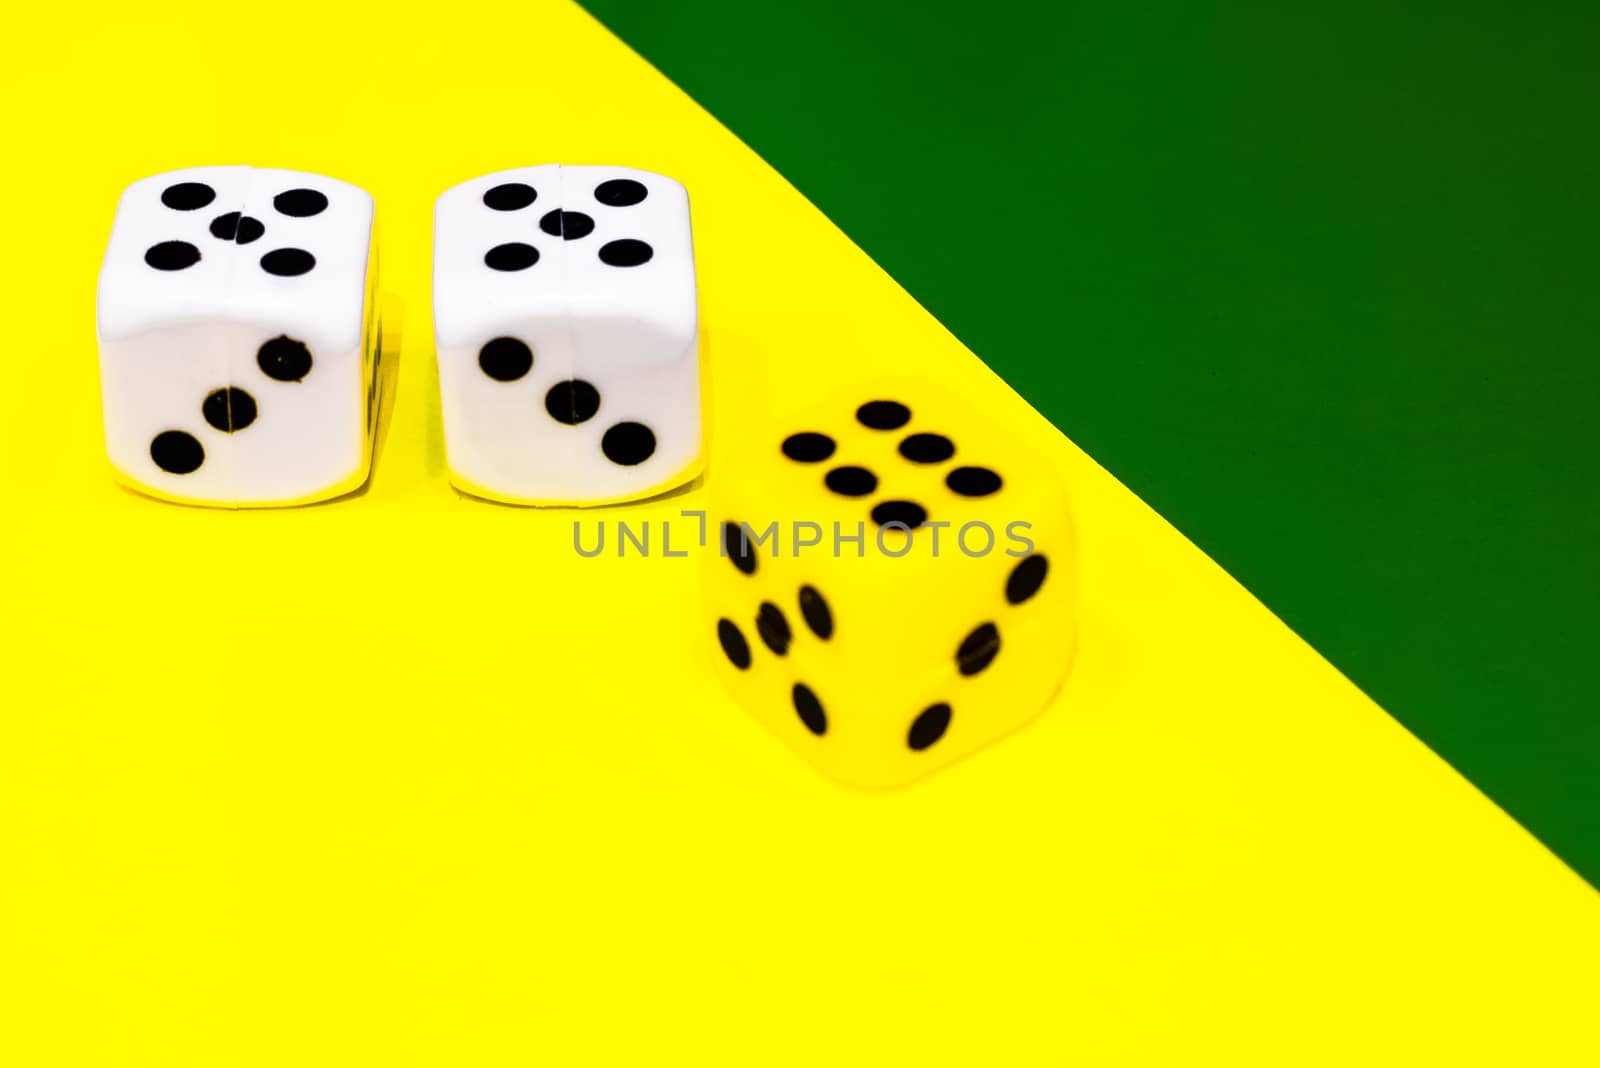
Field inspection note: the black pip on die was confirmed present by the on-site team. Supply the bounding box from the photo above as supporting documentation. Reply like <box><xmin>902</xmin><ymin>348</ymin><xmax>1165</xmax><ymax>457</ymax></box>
<box><xmin>705</xmin><ymin>385</ymin><xmax>1077</xmax><ymax>788</ymax></box>
<box><xmin>96</xmin><ymin>166</ymin><xmax>380</xmax><ymax>506</ymax></box>
<box><xmin>432</xmin><ymin>165</ymin><xmax>702</xmax><ymax>504</ymax></box>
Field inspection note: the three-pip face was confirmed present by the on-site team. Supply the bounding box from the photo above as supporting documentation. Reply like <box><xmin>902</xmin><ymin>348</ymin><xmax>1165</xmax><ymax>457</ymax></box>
<box><xmin>96</xmin><ymin>165</ymin><xmax>379</xmax><ymax>506</ymax></box>
<box><xmin>432</xmin><ymin>164</ymin><xmax>703</xmax><ymax>505</ymax></box>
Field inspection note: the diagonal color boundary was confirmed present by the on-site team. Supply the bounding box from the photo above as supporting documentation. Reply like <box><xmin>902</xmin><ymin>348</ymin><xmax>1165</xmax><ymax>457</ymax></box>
<box><xmin>578</xmin><ymin>0</ymin><xmax>1600</xmax><ymax>888</ymax></box>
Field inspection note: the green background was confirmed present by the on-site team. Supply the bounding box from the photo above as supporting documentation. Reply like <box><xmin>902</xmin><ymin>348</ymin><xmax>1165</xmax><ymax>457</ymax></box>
<box><xmin>581</xmin><ymin>1</ymin><xmax>1600</xmax><ymax>884</ymax></box>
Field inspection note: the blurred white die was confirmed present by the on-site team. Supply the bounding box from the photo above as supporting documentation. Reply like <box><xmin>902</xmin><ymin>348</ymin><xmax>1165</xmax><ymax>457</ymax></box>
<box><xmin>432</xmin><ymin>164</ymin><xmax>702</xmax><ymax>504</ymax></box>
<box><xmin>96</xmin><ymin>166</ymin><xmax>379</xmax><ymax>506</ymax></box>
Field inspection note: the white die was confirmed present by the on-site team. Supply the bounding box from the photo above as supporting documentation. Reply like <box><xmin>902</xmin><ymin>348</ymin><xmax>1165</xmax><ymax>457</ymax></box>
<box><xmin>96</xmin><ymin>166</ymin><xmax>378</xmax><ymax>506</ymax></box>
<box><xmin>432</xmin><ymin>164</ymin><xmax>702</xmax><ymax>505</ymax></box>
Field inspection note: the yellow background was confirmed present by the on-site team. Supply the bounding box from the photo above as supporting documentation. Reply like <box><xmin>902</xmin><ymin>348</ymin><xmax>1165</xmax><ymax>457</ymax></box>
<box><xmin>2</xmin><ymin>2</ymin><xmax>1597</xmax><ymax>1063</ymax></box>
